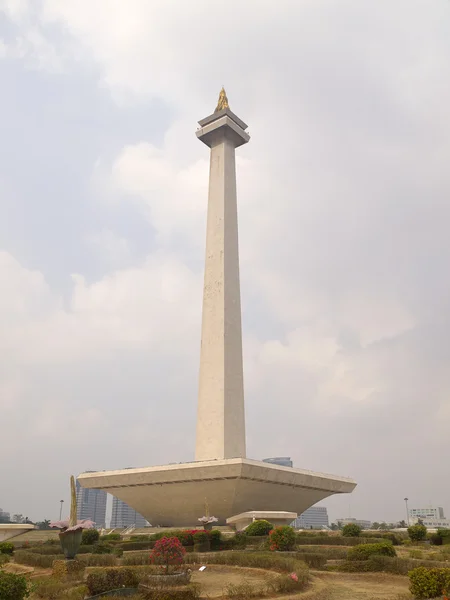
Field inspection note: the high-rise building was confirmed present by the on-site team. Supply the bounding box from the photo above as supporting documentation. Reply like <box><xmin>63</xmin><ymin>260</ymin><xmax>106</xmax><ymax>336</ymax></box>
<box><xmin>76</xmin><ymin>476</ymin><xmax>107</xmax><ymax>527</ymax></box>
<box><xmin>262</xmin><ymin>457</ymin><xmax>293</xmax><ymax>468</ymax></box>
<box><xmin>292</xmin><ymin>506</ymin><xmax>329</xmax><ymax>529</ymax></box>
<box><xmin>110</xmin><ymin>497</ymin><xmax>148</xmax><ymax>528</ymax></box>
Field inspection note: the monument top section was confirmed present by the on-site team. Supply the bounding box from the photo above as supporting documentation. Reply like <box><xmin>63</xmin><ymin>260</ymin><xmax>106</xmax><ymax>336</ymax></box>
<box><xmin>215</xmin><ymin>87</ymin><xmax>229</xmax><ymax>112</ymax></box>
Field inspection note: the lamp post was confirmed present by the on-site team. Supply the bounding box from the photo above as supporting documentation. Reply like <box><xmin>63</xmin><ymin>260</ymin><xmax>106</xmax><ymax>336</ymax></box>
<box><xmin>404</xmin><ymin>498</ymin><xmax>409</xmax><ymax>526</ymax></box>
<box><xmin>59</xmin><ymin>499</ymin><xmax>64</xmax><ymax>521</ymax></box>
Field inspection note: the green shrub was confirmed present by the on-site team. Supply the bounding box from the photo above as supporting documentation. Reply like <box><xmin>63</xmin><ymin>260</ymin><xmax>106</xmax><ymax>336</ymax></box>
<box><xmin>347</xmin><ymin>542</ymin><xmax>396</xmax><ymax>561</ymax></box>
<box><xmin>86</xmin><ymin>567</ymin><xmax>139</xmax><ymax>596</ymax></box>
<box><xmin>409</xmin><ymin>566</ymin><xmax>450</xmax><ymax>599</ymax></box>
<box><xmin>245</xmin><ymin>520</ymin><xmax>273</xmax><ymax>536</ymax></box>
<box><xmin>269</xmin><ymin>526</ymin><xmax>296</xmax><ymax>551</ymax></box>
<box><xmin>100</xmin><ymin>533</ymin><xmax>122</xmax><ymax>542</ymax></box>
<box><xmin>337</xmin><ymin>556</ymin><xmax>448</xmax><ymax>576</ymax></box>
<box><xmin>81</xmin><ymin>528</ymin><xmax>100</xmax><ymax>545</ymax></box>
<box><xmin>408</xmin><ymin>524</ymin><xmax>427</xmax><ymax>542</ymax></box>
<box><xmin>91</xmin><ymin>542</ymin><xmax>113</xmax><ymax>554</ymax></box>
<box><xmin>409</xmin><ymin>549</ymin><xmax>423</xmax><ymax>559</ymax></box>
<box><xmin>342</xmin><ymin>523</ymin><xmax>361</xmax><ymax>537</ymax></box>
<box><xmin>0</xmin><ymin>542</ymin><xmax>14</xmax><ymax>555</ymax></box>
<box><xmin>209</xmin><ymin>529</ymin><xmax>221</xmax><ymax>548</ymax></box>
<box><xmin>0</xmin><ymin>571</ymin><xmax>31</xmax><ymax>600</ymax></box>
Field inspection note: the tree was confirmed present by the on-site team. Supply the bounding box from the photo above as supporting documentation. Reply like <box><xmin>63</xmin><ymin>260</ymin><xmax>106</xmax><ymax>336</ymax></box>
<box><xmin>379</xmin><ymin>522</ymin><xmax>388</xmax><ymax>530</ymax></box>
<box><xmin>330</xmin><ymin>523</ymin><xmax>339</xmax><ymax>531</ymax></box>
<box><xmin>371</xmin><ymin>522</ymin><xmax>380</xmax><ymax>530</ymax></box>
<box><xmin>408</xmin><ymin>524</ymin><xmax>427</xmax><ymax>542</ymax></box>
<box><xmin>12</xmin><ymin>515</ymin><xmax>24</xmax><ymax>524</ymax></box>
<box><xmin>0</xmin><ymin>515</ymin><xmax>11</xmax><ymax>524</ymax></box>
<box><xmin>342</xmin><ymin>523</ymin><xmax>361</xmax><ymax>537</ymax></box>
<box><xmin>398</xmin><ymin>520</ymin><xmax>407</xmax><ymax>528</ymax></box>
<box><xmin>36</xmin><ymin>520</ymin><xmax>51</xmax><ymax>530</ymax></box>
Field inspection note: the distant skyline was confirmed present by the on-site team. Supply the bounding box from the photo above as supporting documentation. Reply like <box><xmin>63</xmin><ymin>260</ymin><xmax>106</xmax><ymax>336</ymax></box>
<box><xmin>1</xmin><ymin>1</ymin><xmax>450</xmax><ymax>523</ymax></box>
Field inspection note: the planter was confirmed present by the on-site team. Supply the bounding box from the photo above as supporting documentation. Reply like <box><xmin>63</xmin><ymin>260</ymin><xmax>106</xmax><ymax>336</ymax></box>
<box><xmin>142</xmin><ymin>571</ymin><xmax>191</xmax><ymax>586</ymax></box>
<box><xmin>59</xmin><ymin>530</ymin><xmax>82</xmax><ymax>559</ymax></box>
<box><xmin>203</xmin><ymin>522</ymin><xmax>213</xmax><ymax>531</ymax></box>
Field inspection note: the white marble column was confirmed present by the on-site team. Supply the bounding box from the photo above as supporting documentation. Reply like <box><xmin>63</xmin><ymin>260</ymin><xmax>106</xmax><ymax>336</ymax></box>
<box><xmin>195</xmin><ymin>96</ymin><xmax>250</xmax><ymax>461</ymax></box>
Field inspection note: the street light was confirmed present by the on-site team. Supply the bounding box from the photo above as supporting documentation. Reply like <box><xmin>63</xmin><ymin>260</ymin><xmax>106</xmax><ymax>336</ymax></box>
<box><xmin>404</xmin><ymin>498</ymin><xmax>409</xmax><ymax>526</ymax></box>
<box><xmin>59</xmin><ymin>500</ymin><xmax>64</xmax><ymax>521</ymax></box>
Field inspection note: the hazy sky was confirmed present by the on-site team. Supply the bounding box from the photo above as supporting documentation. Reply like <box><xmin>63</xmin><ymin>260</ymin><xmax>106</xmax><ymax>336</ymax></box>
<box><xmin>1</xmin><ymin>0</ymin><xmax>449</xmax><ymax>525</ymax></box>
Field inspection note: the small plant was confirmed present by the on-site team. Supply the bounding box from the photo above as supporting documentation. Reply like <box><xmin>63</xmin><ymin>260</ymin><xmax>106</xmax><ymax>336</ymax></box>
<box><xmin>269</xmin><ymin>526</ymin><xmax>296</xmax><ymax>551</ymax></box>
<box><xmin>342</xmin><ymin>523</ymin><xmax>362</xmax><ymax>537</ymax></box>
<box><xmin>0</xmin><ymin>571</ymin><xmax>32</xmax><ymax>600</ymax></box>
<box><xmin>430</xmin><ymin>533</ymin><xmax>443</xmax><ymax>546</ymax></box>
<box><xmin>245</xmin><ymin>520</ymin><xmax>273</xmax><ymax>536</ymax></box>
<box><xmin>81</xmin><ymin>528</ymin><xmax>100</xmax><ymax>545</ymax></box>
<box><xmin>409</xmin><ymin>566</ymin><xmax>450</xmax><ymax>599</ymax></box>
<box><xmin>150</xmin><ymin>536</ymin><xmax>186</xmax><ymax>573</ymax></box>
<box><xmin>86</xmin><ymin>568</ymin><xmax>139</xmax><ymax>596</ymax></box>
<box><xmin>0</xmin><ymin>542</ymin><xmax>14</xmax><ymax>555</ymax></box>
<box><xmin>408</xmin><ymin>524</ymin><xmax>427</xmax><ymax>542</ymax></box>
<box><xmin>409</xmin><ymin>548</ymin><xmax>423</xmax><ymax>559</ymax></box>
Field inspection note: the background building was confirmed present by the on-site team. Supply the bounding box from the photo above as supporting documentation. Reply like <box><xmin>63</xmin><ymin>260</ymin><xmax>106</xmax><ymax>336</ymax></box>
<box><xmin>110</xmin><ymin>497</ymin><xmax>148</xmax><ymax>528</ymax></box>
<box><xmin>76</xmin><ymin>476</ymin><xmax>107</xmax><ymax>527</ymax></box>
<box><xmin>292</xmin><ymin>506</ymin><xmax>329</xmax><ymax>529</ymax></box>
<box><xmin>337</xmin><ymin>517</ymin><xmax>372</xmax><ymax>530</ymax></box>
<box><xmin>0</xmin><ymin>508</ymin><xmax>10</xmax><ymax>523</ymax></box>
<box><xmin>262</xmin><ymin>457</ymin><xmax>293</xmax><ymax>468</ymax></box>
<box><xmin>409</xmin><ymin>506</ymin><xmax>445</xmax><ymax>521</ymax></box>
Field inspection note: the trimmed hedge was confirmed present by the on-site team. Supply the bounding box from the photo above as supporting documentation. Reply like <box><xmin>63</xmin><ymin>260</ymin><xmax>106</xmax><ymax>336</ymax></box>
<box><xmin>409</xmin><ymin>566</ymin><xmax>450</xmax><ymax>599</ymax></box>
<box><xmin>347</xmin><ymin>542</ymin><xmax>396</xmax><ymax>561</ymax></box>
<box><xmin>100</xmin><ymin>533</ymin><xmax>122</xmax><ymax>542</ymax></box>
<box><xmin>122</xmin><ymin>551</ymin><xmax>151</xmax><ymax>566</ymax></box>
<box><xmin>296</xmin><ymin>546</ymin><xmax>348</xmax><ymax>559</ymax></box>
<box><xmin>87</xmin><ymin>567</ymin><xmax>139</xmax><ymax>596</ymax></box>
<box><xmin>14</xmin><ymin>549</ymin><xmax>117</xmax><ymax>568</ymax></box>
<box><xmin>294</xmin><ymin>552</ymin><xmax>327</xmax><ymax>569</ymax></box>
<box><xmin>15</xmin><ymin>550</ymin><xmax>64</xmax><ymax>568</ymax></box>
<box><xmin>336</xmin><ymin>555</ymin><xmax>449</xmax><ymax>576</ymax></box>
<box><xmin>296</xmin><ymin>536</ymin><xmax>387</xmax><ymax>546</ymax></box>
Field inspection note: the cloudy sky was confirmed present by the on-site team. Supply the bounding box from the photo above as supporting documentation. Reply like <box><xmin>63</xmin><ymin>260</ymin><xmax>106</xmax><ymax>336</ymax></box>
<box><xmin>1</xmin><ymin>0</ymin><xmax>449</xmax><ymax>525</ymax></box>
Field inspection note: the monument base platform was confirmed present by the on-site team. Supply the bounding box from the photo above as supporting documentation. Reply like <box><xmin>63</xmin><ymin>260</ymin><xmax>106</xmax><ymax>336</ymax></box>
<box><xmin>0</xmin><ymin>524</ymin><xmax>35</xmax><ymax>542</ymax></box>
<box><xmin>78</xmin><ymin>458</ymin><xmax>356</xmax><ymax>527</ymax></box>
<box><xmin>227</xmin><ymin>511</ymin><xmax>297</xmax><ymax>530</ymax></box>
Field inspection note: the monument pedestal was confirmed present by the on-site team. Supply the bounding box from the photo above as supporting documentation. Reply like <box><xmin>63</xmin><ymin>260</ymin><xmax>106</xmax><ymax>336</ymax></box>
<box><xmin>77</xmin><ymin>458</ymin><xmax>355</xmax><ymax>527</ymax></box>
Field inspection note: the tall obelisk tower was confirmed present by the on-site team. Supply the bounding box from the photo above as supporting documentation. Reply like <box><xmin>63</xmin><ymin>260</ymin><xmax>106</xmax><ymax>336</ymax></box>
<box><xmin>195</xmin><ymin>89</ymin><xmax>250</xmax><ymax>461</ymax></box>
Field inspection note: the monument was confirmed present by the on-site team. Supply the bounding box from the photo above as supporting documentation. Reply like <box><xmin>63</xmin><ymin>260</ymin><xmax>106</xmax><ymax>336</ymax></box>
<box><xmin>78</xmin><ymin>90</ymin><xmax>356</xmax><ymax>526</ymax></box>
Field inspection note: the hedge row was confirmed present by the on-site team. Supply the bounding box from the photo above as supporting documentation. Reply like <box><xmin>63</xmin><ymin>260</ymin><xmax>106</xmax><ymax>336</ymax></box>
<box><xmin>296</xmin><ymin>536</ymin><xmax>388</xmax><ymax>546</ymax></box>
<box><xmin>336</xmin><ymin>555</ymin><xmax>449</xmax><ymax>575</ymax></box>
<box><xmin>14</xmin><ymin>550</ymin><xmax>117</xmax><ymax>568</ymax></box>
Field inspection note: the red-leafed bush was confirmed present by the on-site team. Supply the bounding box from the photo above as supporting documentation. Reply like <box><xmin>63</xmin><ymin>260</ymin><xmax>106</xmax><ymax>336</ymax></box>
<box><xmin>150</xmin><ymin>537</ymin><xmax>186</xmax><ymax>573</ymax></box>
